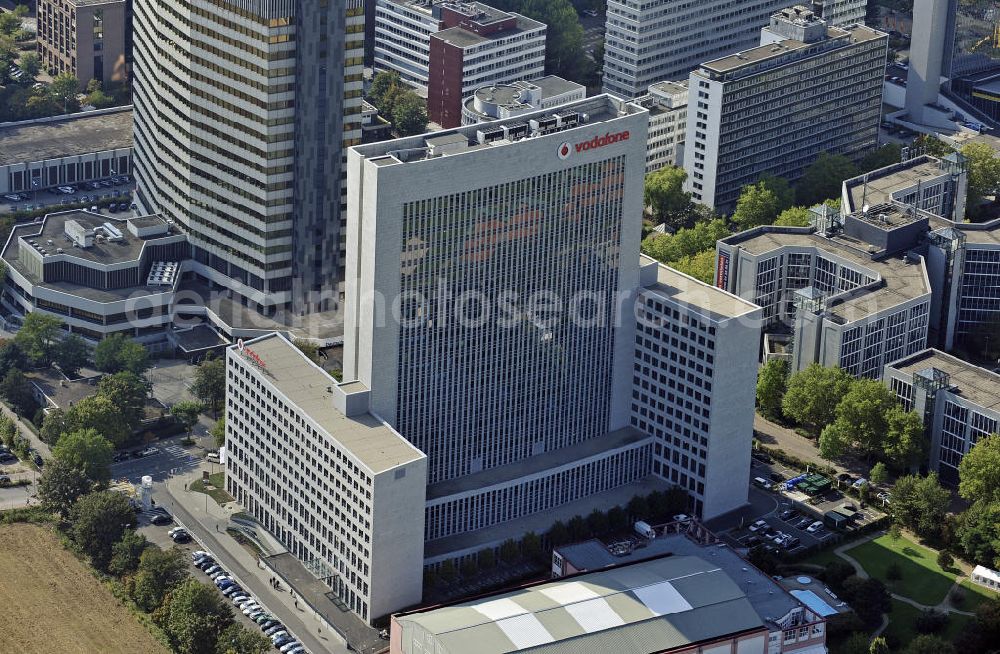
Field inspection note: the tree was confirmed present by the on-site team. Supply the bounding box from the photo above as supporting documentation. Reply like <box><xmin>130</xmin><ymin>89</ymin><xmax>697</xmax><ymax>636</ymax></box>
<box><xmin>819</xmin><ymin>420</ymin><xmax>851</xmax><ymax>460</ymax></box>
<box><xmin>211</xmin><ymin>413</ymin><xmax>226</xmax><ymax>449</ymax></box>
<box><xmin>915</xmin><ymin>608</ymin><xmax>949</xmax><ymax>634</ymax></box>
<box><xmin>18</xmin><ymin>51</ymin><xmax>40</xmax><ymax>80</ymax></box>
<box><xmin>586</xmin><ymin>509</ymin><xmax>608</xmax><ymax>536</ymax></box>
<box><xmin>0</xmin><ymin>369</ymin><xmax>35</xmax><ymax>415</ymax></box>
<box><xmin>172</xmin><ymin>400</ymin><xmax>203</xmax><ymax>437</ymax></box>
<box><xmin>860</xmin><ymin>143</ymin><xmax>902</xmax><ymax>173</ymax></box>
<box><xmin>641</xmin><ymin>219</ymin><xmax>729</xmax><ymax>264</ymax></box>
<box><xmin>869</xmin><ymin>636</ymin><xmax>889</xmax><ymax>654</ymax></box>
<box><xmin>903</xmin><ymin>635</ymin><xmax>956</xmax><ymax>654</ymax></box>
<box><xmin>500</xmin><ymin>538</ymin><xmax>520</xmax><ymax>563</ymax></box>
<box><xmin>109</xmin><ymin>529</ymin><xmax>148</xmax><ymax>577</ymax></box>
<box><xmin>367</xmin><ymin>70</ymin><xmax>401</xmax><ymax>111</ymax></box>
<box><xmin>644</xmin><ymin>167</ymin><xmax>692</xmax><ymax>229</ymax></box>
<box><xmin>845</xmin><ymin>577</ymin><xmax>891</xmax><ymax>628</ymax></box>
<box><xmin>832</xmin><ymin>379</ymin><xmax>898</xmax><ymax>455</ymax></box>
<box><xmin>293</xmin><ymin>340</ymin><xmax>320</xmax><ymax>365</ymax></box>
<box><xmin>14</xmin><ymin>312</ymin><xmax>63</xmax><ymax>365</ymax></box>
<box><xmin>97</xmin><ymin>371</ymin><xmax>149</xmax><ymax>432</ymax></box>
<box><xmin>51</xmin><ymin>428</ymin><xmax>113</xmax><ymax>483</ymax></box>
<box><xmin>158</xmin><ymin>579</ymin><xmax>234</xmax><ymax>654</ymax></box>
<box><xmin>936</xmin><ymin>550</ymin><xmax>954</xmax><ymax>571</ymax></box>
<box><xmin>54</xmin><ymin>334</ymin><xmax>89</xmax><ymax>377</ymax></box>
<box><xmin>774</xmin><ymin>206</ymin><xmax>812</xmax><ymax>227</ymax></box>
<box><xmin>796</xmin><ymin>153</ymin><xmax>859</xmax><ymax>206</ymax></box>
<box><xmin>756</xmin><ymin>359</ymin><xmax>789</xmax><ymax>421</ymax></box>
<box><xmin>956</xmin><ymin>500</ymin><xmax>1000</xmax><ymax>569</ymax></box>
<box><xmin>839</xmin><ymin>632</ymin><xmax>871</xmax><ymax>654</ymax></box>
<box><xmin>960</xmin><ymin>142</ymin><xmax>1000</xmax><ymax>216</ymax></box>
<box><xmin>71</xmin><ymin>490</ymin><xmax>135</xmax><ymax>570</ymax></box>
<box><xmin>669</xmin><ymin>250</ymin><xmax>716</xmax><ymax>284</ymax></box>
<box><xmin>958</xmin><ymin>433</ymin><xmax>1000</xmax><ymax>504</ymax></box>
<box><xmin>36</xmin><ymin>458</ymin><xmax>91</xmax><ymax>519</ymax></box>
<box><xmin>869</xmin><ymin>461</ymin><xmax>888</xmax><ymax>485</ymax></box>
<box><xmin>192</xmin><ymin>357</ymin><xmax>225</xmax><ymax>417</ymax></box>
<box><xmin>40</xmin><ymin>407</ymin><xmax>69</xmax><ymax>446</ymax></box>
<box><xmin>93</xmin><ymin>333</ymin><xmax>150</xmax><ymax>375</ymax></box>
<box><xmin>781</xmin><ymin>364</ymin><xmax>853</xmax><ymax>436</ymax></box>
<box><xmin>891</xmin><ymin>473</ymin><xmax>950</xmax><ymax>539</ymax></box>
<box><xmin>0</xmin><ymin>6</ymin><xmax>25</xmax><ymax>36</ymax></box>
<box><xmin>883</xmin><ymin>406</ymin><xmax>927</xmax><ymax>469</ymax></box>
<box><xmin>48</xmin><ymin>72</ymin><xmax>81</xmax><ymax>113</ymax></box>
<box><xmin>731</xmin><ymin>181</ymin><xmax>783</xmax><ymax>230</ymax></box>
<box><xmin>915</xmin><ymin>134</ymin><xmax>954</xmax><ymax>158</ymax></box>
<box><xmin>214</xmin><ymin>623</ymin><xmax>271</xmax><ymax>654</ymax></box>
<box><xmin>132</xmin><ymin>547</ymin><xmax>190</xmax><ymax>611</ymax></box>
<box><xmin>478</xmin><ymin>547</ymin><xmax>496</xmax><ymax>569</ymax></box>
<box><xmin>514</xmin><ymin>0</ymin><xmax>586</xmax><ymax>79</ymax></box>
<box><xmin>67</xmin><ymin>395</ymin><xmax>130</xmax><ymax>447</ymax></box>
<box><xmin>392</xmin><ymin>92</ymin><xmax>428</xmax><ymax>137</ymax></box>
<box><xmin>0</xmin><ymin>340</ymin><xmax>27</xmax><ymax>378</ymax></box>
<box><xmin>760</xmin><ymin>174</ymin><xmax>795</xmax><ymax>211</ymax></box>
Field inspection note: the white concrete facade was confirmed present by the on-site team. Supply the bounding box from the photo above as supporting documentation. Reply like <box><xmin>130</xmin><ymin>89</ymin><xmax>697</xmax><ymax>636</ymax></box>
<box><xmin>635</xmin><ymin>80</ymin><xmax>688</xmax><ymax>172</ymax></box>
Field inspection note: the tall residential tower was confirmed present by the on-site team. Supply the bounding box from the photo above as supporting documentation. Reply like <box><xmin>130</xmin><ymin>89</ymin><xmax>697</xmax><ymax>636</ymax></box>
<box><xmin>132</xmin><ymin>0</ymin><xmax>365</xmax><ymax>317</ymax></box>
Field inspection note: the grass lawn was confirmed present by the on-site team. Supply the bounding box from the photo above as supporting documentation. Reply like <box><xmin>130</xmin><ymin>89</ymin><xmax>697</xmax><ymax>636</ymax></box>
<box><xmin>882</xmin><ymin>598</ymin><xmax>972</xmax><ymax>648</ymax></box>
<box><xmin>190</xmin><ymin>472</ymin><xmax>234</xmax><ymax>506</ymax></box>
<box><xmin>845</xmin><ymin>534</ymin><xmax>957</xmax><ymax>605</ymax></box>
<box><xmin>958</xmin><ymin>577</ymin><xmax>999</xmax><ymax>613</ymax></box>
<box><xmin>0</xmin><ymin>523</ymin><xmax>169</xmax><ymax>654</ymax></box>
<box><xmin>797</xmin><ymin>548</ymin><xmax>842</xmax><ymax>569</ymax></box>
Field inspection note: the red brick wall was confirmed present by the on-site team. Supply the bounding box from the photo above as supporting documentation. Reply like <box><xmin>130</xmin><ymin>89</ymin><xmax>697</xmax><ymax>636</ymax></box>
<box><xmin>428</xmin><ymin>37</ymin><xmax>465</xmax><ymax>129</ymax></box>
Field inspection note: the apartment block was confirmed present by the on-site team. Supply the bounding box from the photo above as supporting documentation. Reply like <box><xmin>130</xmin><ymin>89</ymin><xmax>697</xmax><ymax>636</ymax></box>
<box><xmin>633</xmin><ymin>258</ymin><xmax>762</xmax><ymax>518</ymax></box>
<box><xmin>132</xmin><ymin>0</ymin><xmax>365</xmax><ymax>315</ymax></box>
<box><xmin>226</xmin><ymin>334</ymin><xmax>427</xmax><ymax>623</ymax></box>
<box><xmin>374</xmin><ymin>0</ymin><xmax>546</xmax><ymax>128</ymax></box>
<box><xmin>685</xmin><ymin>7</ymin><xmax>886</xmax><ymax>212</ymax></box>
<box><xmin>885</xmin><ymin>349</ymin><xmax>1000</xmax><ymax>484</ymax></box>
<box><xmin>37</xmin><ymin>0</ymin><xmax>129</xmax><ymax>89</ymax></box>
<box><xmin>635</xmin><ymin>80</ymin><xmax>688</xmax><ymax>172</ymax></box>
<box><xmin>602</xmin><ymin>0</ymin><xmax>793</xmax><ymax>99</ymax></box>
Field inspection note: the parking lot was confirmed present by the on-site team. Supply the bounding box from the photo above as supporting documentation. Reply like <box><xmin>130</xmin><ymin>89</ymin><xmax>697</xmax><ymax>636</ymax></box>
<box><xmin>1</xmin><ymin>177</ymin><xmax>136</xmax><ymax>215</ymax></box>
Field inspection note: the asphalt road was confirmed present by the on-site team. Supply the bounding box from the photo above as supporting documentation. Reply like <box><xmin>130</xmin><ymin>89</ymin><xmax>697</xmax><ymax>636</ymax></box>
<box><xmin>580</xmin><ymin>11</ymin><xmax>605</xmax><ymax>55</ymax></box>
<box><xmin>1</xmin><ymin>182</ymin><xmax>136</xmax><ymax>215</ymax></box>
<box><xmin>110</xmin><ymin>440</ymin><xmax>204</xmax><ymax>485</ymax></box>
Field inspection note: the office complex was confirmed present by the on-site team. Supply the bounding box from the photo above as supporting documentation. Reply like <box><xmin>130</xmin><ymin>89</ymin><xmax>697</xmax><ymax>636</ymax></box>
<box><xmin>132</xmin><ymin>0</ymin><xmax>365</xmax><ymax>316</ymax></box>
<box><xmin>227</xmin><ymin>96</ymin><xmax>763</xmax><ymax>623</ymax></box>
<box><xmin>685</xmin><ymin>7</ymin><xmax>887</xmax><ymax>212</ymax></box>
<box><xmin>809</xmin><ymin>0</ymin><xmax>867</xmax><ymax>26</ymax></box>
<box><xmin>461</xmin><ymin>76</ymin><xmax>585</xmax><ymax>125</ymax></box>
<box><xmin>602</xmin><ymin>0</ymin><xmax>793</xmax><ymax>99</ymax></box>
<box><xmin>37</xmin><ymin>0</ymin><xmax>129</xmax><ymax>89</ymax></box>
<box><xmin>635</xmin><ymin>80</ymin><xmax>688</xmax><ymax>172</ymax></box>
<box><xmin>885</xmin><ymin>349</ymin><xmax>1000</xmax><ymax>484</ymax></box>
<box><xmin>373</xmin><ymin>0</ymin><xmax>545</xmax><ymax>127</ymax></box>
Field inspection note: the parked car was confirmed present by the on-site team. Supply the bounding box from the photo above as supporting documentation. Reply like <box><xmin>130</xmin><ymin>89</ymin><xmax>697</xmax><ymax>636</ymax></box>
<box><xmin>806</xmin><ymin>521</ymin><xmax>824</xmax><ymax>533</ymax></box>
<box><xmin>795</xmin><ymin>517</ymin><xmax>812</xmax><ymax>529</ymax></box>
<box><xmin>753</xmin><ymin>477</ymin><xmax>771</xmax><ymax>490</ymax></box>
<box><xmin>748</xmin><ymin>519</ymin><xmax>767</xmax><ymax>533</ymax></box>
<box><xmin>0</xmin><ymin>452</ymin><xmax>17</xmax><ymax>464</ymax></box>
<box><xmin>273</xmin><ymin>636</ymin><xmax>294</xmax><ymax>649</ymax></box>
<box><xmin>134</xmin><ymin>447</ymin><xmax>160</xmax><ymax>458</ymax></box>
<box><xmin>206</xmin><ymin>452</ymin><xmax>221</xmax><ymax>464</ymax></box>
<box><xmin>112</xmin><ymin>451</ymin><xmax>129</xmax><ymax>462</ymax></box>
<box><xmin>779</xmin><ymin>509</ymin><xmax>795</xmax><ymax>521</ymax></box>
<box><xmin>279</xmin><ymin>642</ymin><xmax>301</xmax><ymax>653</ymax></box>
<box><xmin>150</xmin><ymin>512</ymin><xmax>173</xmax><ymax>526</ymax></box>
<box><xmin>260</xmin><ymin>620</ymin><xmax>279</xmax><ymax>630</ymax></box>
<box><xmin>171</xmin><ymin>530</ymin><xmax>192</xmax><ymax>543</ymax></box>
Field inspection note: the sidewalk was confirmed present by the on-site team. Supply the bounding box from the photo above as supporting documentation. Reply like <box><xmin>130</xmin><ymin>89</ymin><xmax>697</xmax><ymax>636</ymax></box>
<box><xmin>160</xmin><ymin>470</ymin><xmax>350</xmax><ymax>654</ymax></box>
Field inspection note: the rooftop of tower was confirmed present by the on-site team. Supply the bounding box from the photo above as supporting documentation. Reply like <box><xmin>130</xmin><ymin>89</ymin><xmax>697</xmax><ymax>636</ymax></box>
<box><xmin>639</xmin><ymin>256</ymin><xmax>760</xmax><ymax>322</ymax></box>
<box><xmin>0</xmin><ymin>106</ymin><xmax>133</xmax><ymax>166</ymax></box>
<box><xmin>887</xmin><ymin>348</ymin><xmax>1000</xmax><ymax>410</ymax></box>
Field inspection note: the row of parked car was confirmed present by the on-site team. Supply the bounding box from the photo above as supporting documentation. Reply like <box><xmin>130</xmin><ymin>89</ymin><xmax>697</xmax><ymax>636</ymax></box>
<box><xmin>192</xmin><ymin>551</ymin><xmax>305</xmax><ymax>653</ymax></box>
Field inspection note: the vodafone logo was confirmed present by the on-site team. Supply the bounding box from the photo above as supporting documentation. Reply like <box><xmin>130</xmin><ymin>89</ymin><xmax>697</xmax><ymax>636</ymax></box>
<box><xmin>558</xmin><ymin>131</ymin><xmax>631</xmax><ymax>159</ymax></box>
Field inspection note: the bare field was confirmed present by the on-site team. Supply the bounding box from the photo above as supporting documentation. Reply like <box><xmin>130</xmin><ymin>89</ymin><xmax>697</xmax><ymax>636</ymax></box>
<box><xmin>0</xmin><ymin>523</ymin><xmax>170</xmax><ymax>654</ymax></box>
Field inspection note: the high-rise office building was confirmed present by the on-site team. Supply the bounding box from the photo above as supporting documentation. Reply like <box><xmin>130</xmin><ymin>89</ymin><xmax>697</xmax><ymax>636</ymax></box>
<box><xmin>684</xmin><ymin>7</ymin><xmax>886</xmax><ymax>212</ymax></box>
<box><xmin>602</xmin><ymin>0</ymin><xmax>793</xmax><ymax>99</ymax></box>
<box><xmin>37</xmin><ymin>0</ymin><xmax>129</xmax><ymax>90</ymax></box>
<box><xmin>809</xmin><ymin>0</ymin><xmax>868</xmax><ymax>26</ymax></box>
<box><xmin>132</xmin><ymin>0</ymin><xmax>365</xmax><ymax>317</ymax></box>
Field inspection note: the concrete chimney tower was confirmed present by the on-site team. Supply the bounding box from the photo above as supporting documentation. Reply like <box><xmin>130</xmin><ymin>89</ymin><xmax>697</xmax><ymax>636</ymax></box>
<box><xmin>905</xmin><ymin>0</ymin><xmax>958</xmax><ymax>124</ymax></box>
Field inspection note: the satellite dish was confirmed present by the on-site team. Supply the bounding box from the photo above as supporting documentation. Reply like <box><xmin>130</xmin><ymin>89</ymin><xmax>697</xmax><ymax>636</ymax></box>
<box><xmin>862</xmin><ymin>203</ymin><xmax>870</xmax><ymax>214</ymax></box>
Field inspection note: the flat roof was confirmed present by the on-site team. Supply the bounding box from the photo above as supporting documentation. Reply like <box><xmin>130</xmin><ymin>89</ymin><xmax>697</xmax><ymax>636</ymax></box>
<box><xmin>394</xmin><ymin>555</ymin><xmax>766</xmax><ymax>654</ymax></box>
<box><xmin>722</xmin><ymin>227</ymin><xmax>930</xmax><ymax>322</ymax></box>
<box><xmin>432</xmin><ymin>14</ymin><xmax>543</xmax><ymax>48</ymax></box>
<box><xmin>640</xmin><ymin>256</ymin><xmax>760</xmax><ymax>321</ymax></box>
<box><xmin>843</xmin><ymin>156</ymin><xmax>952</xmax><ymax>214</ymax></box>
<box><xmin>0</xmin><ymin>107</ymin><xmax>133</xmax><ymax>166</ymax></box>
<box><xmin>886</xmin><ymin>348</ymin><xmax>1000</xmax><ymax>411</ymax></box>
<box><xmin>236</xmin><ymin>334</ymin><xmax>424</xmax><ymax>474</ymax></box>
<box><xmin>26</xmin><ymin>369</ymin><xmax>95</xmax><ymax>409</ymax></box>
<box><xmin>530</xmin><ymin>75</ymin><xmax>584</xmax><ymax>98</ymax></box>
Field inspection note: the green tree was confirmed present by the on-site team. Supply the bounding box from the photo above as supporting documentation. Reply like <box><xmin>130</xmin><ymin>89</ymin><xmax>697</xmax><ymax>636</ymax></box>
<box><xmin>760</xmin><ymin>174</ymin><xmax>795</xmax><ymax>210</ymax></box>
<box><xmin>97</xmin><ymin>371</ymin><xmax>149</xmax><ymax>432</ymax></box>
<box><xmin>36</xmin><ymin>457</ymin><xmax>91</xmax><ymax>519</ymax></box>
<box><xmin>0</xmin><ymin>368</ymin><xmax>35</xmax><ymax>415</ymax></box>
<box><xmin>869</xmin><ymin>461</ymin><xmax>888</xmax><ymax>486</ymax></box>
<box><xmin>860</xmin><ymin>143</ymin><xmax>902</xmax><ymax>173</ymax></box>
<box><xmin>18</xmin><ymin>51</ymin><xmax>40</xmax><ymax>79</ymax></box>
<box><xmin>55</xmin><ymin>334</ymin><xmax>89</xmax><ymax>377</ymax></box>
<box><xmin>192</xmin><ymin>357</ymin><xmax>226</xmax><ymax>417</ymax></box>
<box><xmin>14</xmin><ymin>312</ymin><xmax>63</xmax><ymax>364</ymax></box>
<box><xmin>133</xmin><ymin>547</ymin><xmax>190</xmax><ymax>611</ymax></box>
<box><xmin>903</xmin><ymin>635</ymin><xmax>956</xmax><ymax>654</ymax></box>
<box><xmin>781</xmin><ymin>364</ymin><xmax>853</xmax><ymax>436</ymax></box>
<box><xmin>819</xmin><ymin>421</ymin><xmax>851</xmax><ymax>460</ymax></box>
<box><xmin>960</xmin><ymin>142</ymin><xmax>1000</xmax><ymax>216</ymax></box>
<box><xmin>367</xmin><ymin>70</ymin><xmax>401</xmax><ymax>111</ymax></box>
<box><xmin>48</xmin><ymin>72</ymin><xmax>81</xmax><ymax>113</ymax></box>
<box><xmin>641</xmin><ymin>219</ymin><xmax>729</xmax><ymax>264</ymax></box>
<box><xmin>211</xmin><ymin>413</ymin><xmax>226</xmax><ymax>449</ymax></box>
<box><xmin>392</xmin><ymin>92</ymin><xmax>428</xmax><ymax>137</ymax></box>
<box><xmin>0</xmin><ymin>340</ymin><xmax>27</xmax><ymax>378</ymax></box>
<box><xmin>0</xmin><ymin>6</ymin><xmax>26</xmax><ymax>36</ymax></box>
<box><xmin>172</xmin><ymin>400</ymin><xmax>203</xmax><ymax>437</ymax></box>
<box><xmin>731</xmin><ymin>181</ymin><xmax>784</xmax><ymax>231</ymax></box>
<box><xmin>157</xmin><ymin>579</ymin><xmax>234</xmax><ymax>654</ymax></box>
<box><xmin>839</xmin><ymin>632</ymin><xmax>871</xmax><ymax>654</ymax></box>
<box><xmin>93</xmin><ymin>333</ymin><xmax>151</xmax><ymax>375</ymax></box>
<box><xmin>936</xmin><ymin>550</ymin><xmax>954</xmax><ymax>571</ymax></box>
<box><xmin>214</xmin><ymin>623</ymin><xmax>272</xmax><ymax>654</ymax></box>
<box><xmin>668</xmin><ymin>250</ymin><xmax>716</xmax><ymax>283</ymax></box>
<box><xmin>883</xmin><ymin>406</ymin><xmax>927</xmax><ymax>469</ymax></box>
<box><xmin>845</xmin><ymin>577</ymin><xmax>892</xmax><ymax>628</ymax></box>
<box><xmin>39</xmin><ymin>407</ymin><xmax>69</xmax><ymax>446</ymax></box>
<box><xmin>958</xmin><ymin>433</ymin><xmax>1000</xmax><ymax>504</ymax></box>
<box><xmin>756</xmin><ymin>359</ymin><xmax>789</xmax><ymax>421</ymax></box>
<box><xmin>832</xmin><ymin>379</ymin><xmax>898</xmax><ymax>454</ymax></box>
<box><xmin>915</xmin><ymin>134</ymin><xmax>954</xmax><ymax>158</ymax></box>
<box><xmin>644</xmin><ymin>166</ymin><xmax>691</xmax><ymax>230</ymax></box>
<box><xmin>67</xmin><ymin>395</ymin><xmax>130</xmax><ymax>447</ymax></box>
<box><xmin>71</xmin><ymin>490</ymin><xmax>135</xmax><ymax>570</ymax></box>
<box><xmin>109</xmin><ymin>529</ymin><xmax>148</xmax><ymax>577</ymax></box>
<box><xmin>956</xmin><ymin>500</ymin><xmax>1000</xmax><ymax>569</ymax></box>
<box><xmin>292</xmin><ymin>340</ymin><xmax>321</xmax><ymax>365</ymax></box>
<box><xmin>516</xmin><ymin>0</ymin><xmax>586</xmax><ymax>79</ymax></box>
<box><xmin>774</xmin><ymin>206</ymin><xmax>812</xmax><ymax>227</ymax></box>
<box><xmin>796</xmin><ymin>153</ymin><xmax>859</xmax><ymax>206</ymax></box>
<box><xmin>891</xmin><ymin>473</ymin><xmax>950</xmax><ymax>539</ymax></box>
<box><xmin>52</xmin><ymin>427</ymin><xmax>113</xmax><ymax>483</ymax></box>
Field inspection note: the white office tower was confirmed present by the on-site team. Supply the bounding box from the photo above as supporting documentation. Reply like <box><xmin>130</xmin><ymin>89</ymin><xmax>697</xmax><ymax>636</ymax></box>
<box><xmin>905</xmin><ymin>0</ymin><xmax>959</xmax><ymax>127</ymax></box>
<box><xmin>602</xmin><ymin>0</ymin><xmax>794</xmax><ymax>99</ymax></box>
<box><xmin>684</xmin><ymin>7</ymin><xmax>887</xmax><ymax>212</ymax></box>
<box><xmin>132</xmin><ymin>0</ymin><xmax>365</xmax><ymax>316</ymax></box>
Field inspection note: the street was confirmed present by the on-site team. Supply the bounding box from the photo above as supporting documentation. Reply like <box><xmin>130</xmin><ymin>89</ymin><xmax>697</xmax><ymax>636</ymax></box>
<box><xmin>580</xmin><ymin>11</ymin><xmax>604</xmax><ymax>56</ymax></box>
